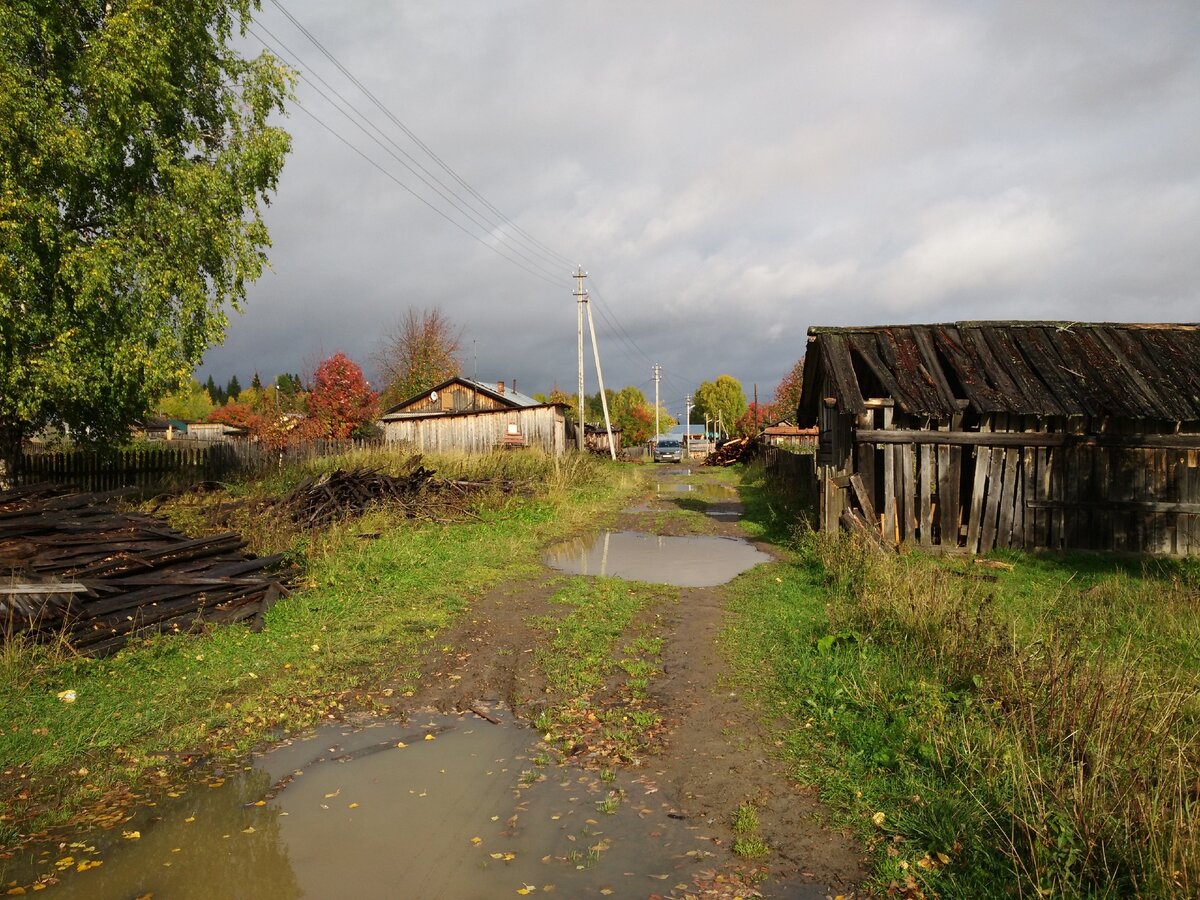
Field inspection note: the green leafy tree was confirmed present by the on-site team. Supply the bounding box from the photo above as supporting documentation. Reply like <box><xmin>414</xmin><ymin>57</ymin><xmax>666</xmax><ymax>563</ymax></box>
<box><xmin>0</xmin><ymin>2</ymin><xmax>292</xmax><ymax>479</ymax></box>
<box><xmin>156</xmin><ymin>379</ymin><xmax>215</xmax><ymax>422</ymax></box>
<box><xmin>693</xmin><ymin>375</ymin><xmax>748</xmax><ymax>434</ymax></box>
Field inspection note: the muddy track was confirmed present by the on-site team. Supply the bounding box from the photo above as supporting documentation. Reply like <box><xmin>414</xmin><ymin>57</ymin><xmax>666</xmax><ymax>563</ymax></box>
<box><xmin>389</xmin><ymin>466</ymin><xmax>867</xmax><ymax>898</ymax></box>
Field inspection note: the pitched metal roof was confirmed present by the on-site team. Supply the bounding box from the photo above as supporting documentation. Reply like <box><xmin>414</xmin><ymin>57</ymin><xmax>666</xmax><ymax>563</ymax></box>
<box><xmin>798</xmin><ymin>322</ymin><xmax>1200</xmax><ymax>423</ymax></box>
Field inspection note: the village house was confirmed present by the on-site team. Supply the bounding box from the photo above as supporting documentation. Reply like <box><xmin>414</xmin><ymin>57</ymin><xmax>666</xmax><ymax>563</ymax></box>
<box><xmin>798</xmin><ymin>322</ymin><xmax>1200</xmax><ymax>556</ymax></box>
<box><xmin>379</xmin><ymin>376</ymin><xmax>568</xmax><ymax>456</ymax></box>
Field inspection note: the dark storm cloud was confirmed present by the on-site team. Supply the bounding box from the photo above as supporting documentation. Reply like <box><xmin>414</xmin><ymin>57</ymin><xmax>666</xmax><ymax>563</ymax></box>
<box><xmin>200</xmin><ymin>0</ymin><xmax>1200</xmax><ymax>414</ymax></box>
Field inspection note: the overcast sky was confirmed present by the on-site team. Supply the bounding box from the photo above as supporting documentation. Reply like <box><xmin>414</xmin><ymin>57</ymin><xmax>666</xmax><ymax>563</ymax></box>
<box><xmin>199</xmin><ymin>0</ymin><xmax>1200</xmax><ymax>419</ymax></box>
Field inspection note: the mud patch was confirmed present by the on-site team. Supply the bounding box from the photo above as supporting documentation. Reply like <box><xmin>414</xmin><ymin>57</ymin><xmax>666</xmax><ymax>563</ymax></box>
<box><xmin>542</xmin><ymin>531</ymin><xmax>771</xmax><ymax>587</ymax></box>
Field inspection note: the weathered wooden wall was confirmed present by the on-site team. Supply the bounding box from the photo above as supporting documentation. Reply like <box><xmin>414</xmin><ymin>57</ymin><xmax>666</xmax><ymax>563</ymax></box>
<box><xmin>382</xmin><ymin>406</ymin><xmax>567</xmax><ymax>456</ymax></box>
<box><xmin>821</xmin><ymin>404</ymin><xmax>1200</xmax><ymax>555</ymax></box>
<box><xmin>393</xmin><ymin>381</ymin><xmax>510</xmax><ymax>415</ymax></box>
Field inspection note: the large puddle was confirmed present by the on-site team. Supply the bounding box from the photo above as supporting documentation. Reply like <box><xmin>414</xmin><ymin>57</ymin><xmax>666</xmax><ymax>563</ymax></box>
<box><xmin>542</xmin><ymin>531</ymin><xmax>771</xmax><ymax>587</ymax></box>
<box><xmin>5</xmin><ymin>709</ymin><xmax>738</xmax><ymax>898</ymax></box>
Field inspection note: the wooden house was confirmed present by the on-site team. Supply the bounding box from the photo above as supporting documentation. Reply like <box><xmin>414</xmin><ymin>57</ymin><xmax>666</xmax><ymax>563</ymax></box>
<box><xmin>761</xmin><ymin>422</ymin><xmax>818</xmax><ymax>449</ymax></box>
<box><xmin>379</xmin><ymin>376</ymin><xmax>568</xmax><ymax>456</ymax></box>
<box><xmin>797</xmin><ymin>322</ymin><xmax>1200</xmax><ymax>556</ymax></box>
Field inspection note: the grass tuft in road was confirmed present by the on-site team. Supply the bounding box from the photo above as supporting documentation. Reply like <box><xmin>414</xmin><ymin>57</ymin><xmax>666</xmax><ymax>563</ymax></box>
<box><xmin>530</xmin><ymin>576</ymin><xmax>674</xmax><ymax>764</ymax></box>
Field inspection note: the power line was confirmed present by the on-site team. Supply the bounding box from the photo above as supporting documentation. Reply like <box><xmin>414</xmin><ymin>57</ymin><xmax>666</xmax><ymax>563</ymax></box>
<box><xmin>265</xmin><ymin>0</ymin><xmax>576</xmax><ymax>272</ymax></box>
<box><xmin>285</xmin><ymin>96</ymin><xmax>564</xmax><ymax>289</ymax></box>
<box><xmin>248</xmin><ymin>24</ymin><xmax>567</xmax><ymax>283</ymax></box>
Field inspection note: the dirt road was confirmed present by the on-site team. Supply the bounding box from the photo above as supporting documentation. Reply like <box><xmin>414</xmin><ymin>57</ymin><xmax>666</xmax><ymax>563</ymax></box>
<box><xmin>388</xmin><ymin>465</ymin><xmax>867</xmax><ymax>898</ymax></box>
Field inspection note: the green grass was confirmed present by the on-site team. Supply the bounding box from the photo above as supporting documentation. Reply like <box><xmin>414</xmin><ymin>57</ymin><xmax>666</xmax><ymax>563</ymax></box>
<box><xmin>0</xmin><ymin>448</ymin><xmax>643</xmax><ymax>843</ymax></box>
<box><xmin>529</xmin><ymin>576</ymin><xmax>673</xmax><ymax>762</ymax></box>
<box><xmin>722</xmin><ymin>513</ymin><xmax>1200</xmax><ymax>898</ymax></box>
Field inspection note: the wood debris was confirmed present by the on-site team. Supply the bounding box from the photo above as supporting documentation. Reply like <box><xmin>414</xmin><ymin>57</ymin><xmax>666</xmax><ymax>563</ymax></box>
<box><xmin>702</xmin><ymin>438</ymin><xmax>755</xmax><ymax>467</ymax></box>
<box><xmin>0</xmin><ymin>484</ymin><xmax>285</xmax><ymax>656</ymax></box>
<box><xmin>279</xmin><ymin>464</ymin><xmax>509</xmax><ymax>529</ymax></box>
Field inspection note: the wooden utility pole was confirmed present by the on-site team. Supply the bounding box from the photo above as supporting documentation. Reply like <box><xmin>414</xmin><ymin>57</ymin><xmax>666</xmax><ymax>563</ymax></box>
<box><xmin>573</xmin><ymin>267</ymin><xmax>587</xmax><ymax>450</ymax></box>
<box><xmin>585</xmin><ymin>298</ymin><xmax>616</xmax><ymax>459</ymax></box>
<box><xmin>652</xmin><ymin>364</ymin><xmax>662</xmax><ymax>442</ymax></box>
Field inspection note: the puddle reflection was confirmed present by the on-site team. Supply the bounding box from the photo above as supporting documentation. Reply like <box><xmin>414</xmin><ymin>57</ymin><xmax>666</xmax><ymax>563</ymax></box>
<box><xmin>543</xmin><ymin>531</ymin><xmax>770</xmax><ymax>586</ymax></box>
<box><xmin>6</xmin><ymin>711</ymin><xmax>731</xmax><ymax>899</ymax></box>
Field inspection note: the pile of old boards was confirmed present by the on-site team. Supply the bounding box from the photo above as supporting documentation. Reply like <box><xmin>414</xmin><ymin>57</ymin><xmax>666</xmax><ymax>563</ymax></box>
<box><xmin>0</xmin><ymin>484</ymin><xmax>285</xmax><ymax>656</ymax></box>
<box><xmin>703</xmin><ymin>438</ymin><xmax>754</xmax><ymax>467</ymax></box>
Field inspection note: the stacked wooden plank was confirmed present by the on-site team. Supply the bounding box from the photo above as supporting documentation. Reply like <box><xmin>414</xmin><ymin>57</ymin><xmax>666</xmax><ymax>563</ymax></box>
<box><xmin>0</xmin><ymin>484</ymin><xmax>284</xmax><ymax>656</ymax></box>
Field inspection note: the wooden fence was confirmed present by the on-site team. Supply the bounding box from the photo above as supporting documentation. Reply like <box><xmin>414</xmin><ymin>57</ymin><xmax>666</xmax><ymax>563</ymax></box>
<box><xmin>761</xmin><ymin>445</ymin><xmax>819</xmax><ymax>522</ymax></box>
<box><xmin>17</xmin><ymin>439</ymin><xmax>387</xmax><ymax>493</ymax></box>
<box><xmin>19</xmin><ymin>445</ymin><xmax>238</xmax><ymax>493</ymax></box>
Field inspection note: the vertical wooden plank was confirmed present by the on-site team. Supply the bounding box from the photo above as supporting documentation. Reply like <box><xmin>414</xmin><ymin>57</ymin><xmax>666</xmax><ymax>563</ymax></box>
<box><xmin>883</xmin><ymin>444</ymin><xmax>897</xmax><ymax>546</ymax></box>
<box><xmin>902</xmin><ymin>442</ymin><xmax>917</xmax><ymax>543</ymax></box>
<box><xmin>937</xmin><ymin>432</ymin><xmax>952</xmax><ymax>547</ymax></box>
<box><xmin>1157</xmin><ymin>449</ymin><xmax>1172</xmax><ymax>554</ymax></box>
<box><xmin>979</xmin><ymin>439</ymin><xmax>1005</xmax><ymax>554</ymax></box>
<box><xmin>920</xmin><ymin>443</ymin><xmax>933</xmax><ymax>547</ymax></box>
<box><xmin>965</xmin><ymin>428</ymin><xmax>992</xmax><ymax>554</ymax></box>
<box><xmin>997</xmin><ymin>447</ymin><xmax>1019</xmax><ymax>549</ymax></box>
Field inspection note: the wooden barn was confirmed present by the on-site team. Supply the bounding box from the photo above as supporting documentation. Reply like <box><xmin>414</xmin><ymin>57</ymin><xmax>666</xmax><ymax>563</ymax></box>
<box><xmin>379</xmin><ymin>376</ymin><xmax>568</xmax><ymax>456</ymax></box>
<box><xmin>797</xmin><ymin>322</ymin><xmax>1200</xmax><ymax>556</ymax></box>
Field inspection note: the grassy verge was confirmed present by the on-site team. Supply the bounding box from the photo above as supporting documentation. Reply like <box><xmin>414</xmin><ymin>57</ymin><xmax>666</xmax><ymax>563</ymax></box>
<box><xmin>0</xmin><ymin>449</ymin><xmax>643</xmax><ymax>845</ymax></box>
<box><xmin>530</xmin><ymin>576</ymin><xmax>674</xmax><ymax>766</ymax></box>
<box><xmin>726</xmin><ymin>471</ymin><xmax>1200</xmax><ymax>898</ymax></box>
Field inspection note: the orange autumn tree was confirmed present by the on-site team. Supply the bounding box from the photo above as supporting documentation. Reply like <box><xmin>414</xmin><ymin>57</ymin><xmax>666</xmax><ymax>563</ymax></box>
<box><xmin>304</xmin><ymin>353</ymin><xmax>378</xmax><ymax>439</ymax></box>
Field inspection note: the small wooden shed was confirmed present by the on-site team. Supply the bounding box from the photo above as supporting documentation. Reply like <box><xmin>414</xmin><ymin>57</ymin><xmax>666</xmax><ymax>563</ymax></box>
<box><xmin>797</xmin><ymin>322</ymin><xmax>1200</xmax><ymax>555</ymax></box>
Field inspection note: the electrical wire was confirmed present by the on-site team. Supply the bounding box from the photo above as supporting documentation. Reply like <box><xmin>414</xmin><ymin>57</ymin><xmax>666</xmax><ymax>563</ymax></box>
<box><xmin>248</xmin><ymin>24</ymin><xmax>568</xmax><ymax>284</ymax></box>
<box><xmin>266</xmin><ymin>0</ymin><xmax>576</xmax><ymax>273</ymax></box>
<box><xmin>285</xmin><ymin>97</ymin><xmax>565</xmax><ymax>289</ymax></box>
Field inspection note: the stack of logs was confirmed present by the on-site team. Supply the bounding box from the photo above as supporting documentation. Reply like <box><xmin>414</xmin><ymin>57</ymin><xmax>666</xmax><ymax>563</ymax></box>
<box><xmin>703</xmin><ymin>438</ymin><xmax>754</xmax><ymax>467</ymax></box>
<box><xmin>0</xmin><ymin>484</ymin><xmax>285</xmax><ymax>656</ymax></box>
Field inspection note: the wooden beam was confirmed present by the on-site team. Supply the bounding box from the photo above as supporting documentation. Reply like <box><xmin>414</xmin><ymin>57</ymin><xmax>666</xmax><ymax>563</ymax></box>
<box><xmin>855</xmin><ymin>430</ymin><xmax>1200</xmax><ymax>450</ymax></box>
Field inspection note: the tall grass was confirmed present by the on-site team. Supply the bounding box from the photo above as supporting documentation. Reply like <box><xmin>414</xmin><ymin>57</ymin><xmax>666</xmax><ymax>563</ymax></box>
<box><xmin>721</xmin><ymin>478</ymin><xmax>1200</xmax><ymax>900</ymax></box>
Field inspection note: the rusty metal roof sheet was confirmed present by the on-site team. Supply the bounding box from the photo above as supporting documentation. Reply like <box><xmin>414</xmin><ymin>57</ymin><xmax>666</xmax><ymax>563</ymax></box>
<box><xmin>798</xmin><ymin>322</ymin><xmax>1200</xmax><ymax>423</ymax></box>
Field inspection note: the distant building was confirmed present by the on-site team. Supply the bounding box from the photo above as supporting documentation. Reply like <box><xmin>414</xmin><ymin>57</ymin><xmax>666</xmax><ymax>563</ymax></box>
<box><xmin>379</xmin><ymin>376</ymin><xmax>568</xmax><ymax>455</ymax></box>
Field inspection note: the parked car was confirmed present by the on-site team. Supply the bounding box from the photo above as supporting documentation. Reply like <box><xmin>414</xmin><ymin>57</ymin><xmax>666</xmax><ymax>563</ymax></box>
<box><xmin>652</xmin><ymin>438</ymin><xmax>682</xmax><ymax>462</ymax></box>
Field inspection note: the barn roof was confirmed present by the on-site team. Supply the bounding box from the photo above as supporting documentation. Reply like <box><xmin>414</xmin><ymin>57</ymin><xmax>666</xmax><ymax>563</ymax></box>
<box><xmin>797</xmin><ymin>322</ymin><xmax>1200</xmax><ymax>424</ymax></box>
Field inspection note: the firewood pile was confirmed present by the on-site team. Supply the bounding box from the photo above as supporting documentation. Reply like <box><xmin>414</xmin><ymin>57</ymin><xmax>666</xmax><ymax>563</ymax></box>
<box><xmin>703</xmin><ymin>438</ymin><xmax>755</xmax><ymax>467</ymax></box>
<box><xmin>0</xmin><ymin>484</ymin><xmax>285</xmax><ymax>656</ymax></box>
<box><xmin>279</xmin><ymin>465</ymin><xmax>500</xmax><ymax>529</ymax></box>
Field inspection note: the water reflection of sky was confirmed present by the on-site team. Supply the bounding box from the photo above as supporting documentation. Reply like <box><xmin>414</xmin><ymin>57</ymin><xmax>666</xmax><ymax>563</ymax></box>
<box><xmin>543</xmin><ymin>531</ymin><xmax>771</xmax><ymax>587</ymax></box>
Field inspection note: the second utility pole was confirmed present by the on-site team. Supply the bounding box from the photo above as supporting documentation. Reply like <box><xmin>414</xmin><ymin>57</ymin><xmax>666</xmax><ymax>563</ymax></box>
<box><xmin>574</xmin><ymin>266</ymin><xmax>587</xmax><ymax>450</ymax></box>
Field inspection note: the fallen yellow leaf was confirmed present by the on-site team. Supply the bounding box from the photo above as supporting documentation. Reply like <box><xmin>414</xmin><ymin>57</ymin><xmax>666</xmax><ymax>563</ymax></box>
<box><xmin>471</xmin><ymin>837</ymin><xmax>482</xmax><ymax>845</ymax></box>
<box><xmin>242</xmin><ymin>826</ymin><xmax>256</xmax><ymax>834</ymax></box>
<box><xmin>871</xmin><ymin>811</ymin><xmax>886</xmax><ymax>826</ymax></box>
<box><xmin>123</xmin><ymin>831</ymin><xmax>141</xmax><ymax>840</ymax></box>
<box><xmin>348</xmin><ymin>803</ymin><xmax>359</xmax><ymax>809</ymax></box>
<box><xmin>76</xmin><ymin>860</ymin><xmax>103</xmax><ymax>873</ymax></box>
<box><xmin>424</xmin><ymin>734</ymin><xmax>436</xmax><ymax>741</ymax></box>
<box><xmin>937</xmin><ymin>851</ymin><xmax>951</xmax><ymax>865</ymax></box>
